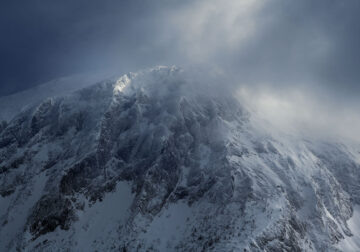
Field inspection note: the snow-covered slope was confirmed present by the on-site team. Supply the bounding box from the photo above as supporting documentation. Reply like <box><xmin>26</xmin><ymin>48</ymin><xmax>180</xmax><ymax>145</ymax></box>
<box><xmin>0</xmin><ymin>66</ymin><xmax>359</xmax><ymax>251</ymax></box>
<box><xmin>0</xmin><ymin>73</ymin><xmax>109</xmax><ymax>121</ymax></box>
<box><xmin>337</xmin><ymin>205</ymin><xmax>360</xmax><ymax>251</ymax></box>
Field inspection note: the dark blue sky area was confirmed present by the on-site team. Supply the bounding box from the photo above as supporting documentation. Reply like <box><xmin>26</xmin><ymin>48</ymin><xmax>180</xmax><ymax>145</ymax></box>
<box><xmin>0</xmin><ymin>0</ymin><xmax>179</xmax><ymax>96</ymax></box>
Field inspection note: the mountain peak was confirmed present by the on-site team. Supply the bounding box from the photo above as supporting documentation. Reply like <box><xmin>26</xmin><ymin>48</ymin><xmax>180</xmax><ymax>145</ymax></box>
<box><xmin>114</xmin><ymin>66</ymin><xmax>183</xmax><ymax>96</ymax></box>
<box><xmin>0</xmin><ymin>67</ymin><xmax>359</xmax><ymax>251</ymax></box>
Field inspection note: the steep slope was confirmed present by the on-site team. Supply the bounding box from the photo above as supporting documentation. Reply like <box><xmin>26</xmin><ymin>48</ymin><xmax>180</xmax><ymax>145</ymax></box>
<box><xmin>0</xmin><ymin>66</ymin><xmax>359</xmax><ymax>251</ymax></box>
<box><xmin>0</xmin><ymin>73</ymin><xmax>109</xmax><ymax>121</ymax></box>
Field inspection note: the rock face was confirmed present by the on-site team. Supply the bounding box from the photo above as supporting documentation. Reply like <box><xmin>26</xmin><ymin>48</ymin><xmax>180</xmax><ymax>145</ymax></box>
<box><xmin>0</xmin><ymin>66</ymin><xmax>359</xmax><ymax>251</ymax></box>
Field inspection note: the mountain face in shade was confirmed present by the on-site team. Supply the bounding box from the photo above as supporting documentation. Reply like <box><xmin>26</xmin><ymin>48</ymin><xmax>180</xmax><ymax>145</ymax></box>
<box><xmin>0</xmin><ymin>66</ymin><xmax>359</xmax><ymax>251</ymax></box>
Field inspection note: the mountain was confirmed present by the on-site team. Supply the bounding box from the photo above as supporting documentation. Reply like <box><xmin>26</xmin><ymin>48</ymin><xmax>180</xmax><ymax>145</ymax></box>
<box><xmin>0</xmin><ymin>73</ymin><xmax>109</xmax><ymax>122</ymax></box>
<box><xmin>0</xmin><ymin>66</ymin><xmax>359</xmax><ymax>251</ymax></box>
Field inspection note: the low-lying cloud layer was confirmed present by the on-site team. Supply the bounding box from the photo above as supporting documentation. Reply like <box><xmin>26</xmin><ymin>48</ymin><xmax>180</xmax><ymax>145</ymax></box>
<box><xmin>238</xmin><ymin>86</ymin><xmax>360</xmax><ymax>143</ymax></box>
<box><xmin>1</xmin><ymin>0</ymin><xmax>359</xmax><ymax>140</ymax></box>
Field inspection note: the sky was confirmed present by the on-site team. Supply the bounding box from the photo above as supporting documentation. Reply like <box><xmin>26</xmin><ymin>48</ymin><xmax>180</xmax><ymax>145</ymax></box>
<box><xmin>0</xmin><ymin>0</ymin><xmax>360</xmax><ymax>140</ymax></box>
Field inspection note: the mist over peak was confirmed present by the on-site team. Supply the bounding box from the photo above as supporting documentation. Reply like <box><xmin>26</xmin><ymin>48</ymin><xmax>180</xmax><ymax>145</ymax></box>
<box><xmin>0</xmin><ymin>66</ymin><xmax>360</xmax><ymax>251</ymax></box>
<box><xmin>1</xmin><ymin>1</ymin><xmax>360</xmax><ymax>251</ymax></box>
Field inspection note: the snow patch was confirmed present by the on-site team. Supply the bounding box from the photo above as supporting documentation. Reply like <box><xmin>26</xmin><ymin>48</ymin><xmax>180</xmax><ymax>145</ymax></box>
<box><xmin>138</xmin><ymin>202</ymin><xmax>192</xmax><ymax>251</ymax></box>
<box><xmin>338</xmin><ymin>205</ymin><xmax>360</xmax><ymax>251</ymax></box>
<box><xmin>73</xmin><ymin>181</ymin><xmax>134</xmax><ymax>251</ymax></box>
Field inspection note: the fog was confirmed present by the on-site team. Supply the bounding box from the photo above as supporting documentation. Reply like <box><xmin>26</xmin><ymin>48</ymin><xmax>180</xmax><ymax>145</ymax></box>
<box><xmin>1</xmin><ymin>0</ymin><xmax>359</xmax><ymax>141</ymax></box>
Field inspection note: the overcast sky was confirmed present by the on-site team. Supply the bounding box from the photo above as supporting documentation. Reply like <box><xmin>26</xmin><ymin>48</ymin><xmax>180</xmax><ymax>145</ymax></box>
<box><xmin>1</xmin><ymin>0</ymin><xmax>360</xmax><ymax>140</ymax></box>
<box><xmin>0</xmin><ymin>0</ymin><xmax>359</xmax><ymax>96</ymax></box>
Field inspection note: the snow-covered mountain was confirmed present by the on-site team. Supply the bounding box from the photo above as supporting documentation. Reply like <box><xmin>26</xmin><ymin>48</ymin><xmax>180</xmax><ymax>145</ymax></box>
<box><xmin>0</xmin><ymin>66</ymin><xmax>359</xmax><ymax>251</ymax></box>
<box><xmin>0</xmin><ymin>73</ymin><xmax>109</xmax><ymax>122</ymax></box>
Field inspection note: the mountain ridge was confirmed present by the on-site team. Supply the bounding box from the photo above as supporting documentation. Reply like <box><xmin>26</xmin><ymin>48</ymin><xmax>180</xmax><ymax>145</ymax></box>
<box><xmin>0</xmin><ymin>73</ymin><xmax>112</xmax><ymax>122</ymax></box>
<box><xmin>0</xmin><ymin>66</ymin><xmax>359</xmax><ymax>251</ymax></box>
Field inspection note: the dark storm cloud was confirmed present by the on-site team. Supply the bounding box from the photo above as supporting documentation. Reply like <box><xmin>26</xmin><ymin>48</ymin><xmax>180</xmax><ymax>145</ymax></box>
<box><xmin>0</xmin><ymin>0</ymin><xmax>360</xmax><ymax>100</ymax></box>
<box><xmin>0</xmin><ymin>0</ymin><xmax>185</xmax><ymax>95</ymax></box>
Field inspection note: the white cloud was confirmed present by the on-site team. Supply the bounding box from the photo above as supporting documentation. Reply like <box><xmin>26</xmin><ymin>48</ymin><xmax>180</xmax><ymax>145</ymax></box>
<box><xmin>162</xmin><ymin>0</ymin><xmax>264</xmax><ymax>63</ymax></box>
<box><xmin>237</xmin><ymin>85</ymin><xmax>360</xmax><ymax>143</ymax></box>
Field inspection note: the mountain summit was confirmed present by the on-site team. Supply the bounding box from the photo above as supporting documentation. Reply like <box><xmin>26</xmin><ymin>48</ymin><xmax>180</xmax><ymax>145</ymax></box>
<box><xmin>0</xmin><ymin>67</ymin><xmax>359</xmax><ymax>251</ymax></box>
